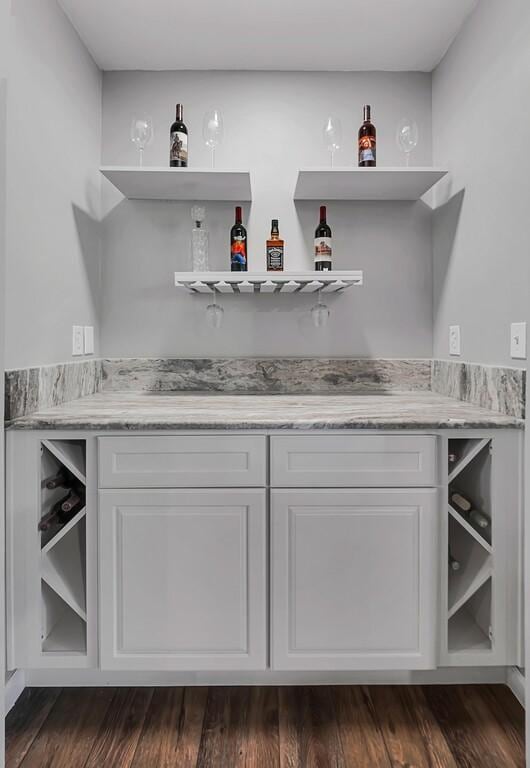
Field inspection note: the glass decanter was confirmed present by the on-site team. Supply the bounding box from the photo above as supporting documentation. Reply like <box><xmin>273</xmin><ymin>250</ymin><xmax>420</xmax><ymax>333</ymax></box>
<box><xmin>190</xmin><ymin>205</ymin><xmax>209</xmax><ymax>271</ymax></box>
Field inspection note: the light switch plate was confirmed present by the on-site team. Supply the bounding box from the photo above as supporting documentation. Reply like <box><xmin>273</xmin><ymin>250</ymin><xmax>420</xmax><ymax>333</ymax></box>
<box><xmin>449</xmin><ymin>325</ymin><xmax>461</xmax><ymax>356</ymax></box>
<box><xmin>84</xmin><ymin>326</ymin><xmax>95</xmax><ymax>355</ymax></box>
<box><xmin>72</xmin><ymin>326</ymin><xmax>84</xmax><ymax>357</ymax></box>
<box><xmin>510</xmin><ymin>322</ymin><xmax>527</xmax><ymax>359</ymax></box>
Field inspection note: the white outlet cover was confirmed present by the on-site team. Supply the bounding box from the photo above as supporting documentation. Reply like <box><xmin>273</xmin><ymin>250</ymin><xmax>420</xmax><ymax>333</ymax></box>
<box><xmin>510</xmin><ymin>322</ymin><xmax>527</xmax><ymax>359</ymax></box>
<box><xmin>449</xmin><ymin>325</ymin><xmax>461</xmax><ymax>356</ymax></box>
<box><xmin>72</xmin><ymin>325</ymin><xmax>84</xmax><ymax>357</ymax></box>
<box><xmin>84</xmin><ymin>326</ymin><xmax>95</xmax><ymax>355</ymax></box>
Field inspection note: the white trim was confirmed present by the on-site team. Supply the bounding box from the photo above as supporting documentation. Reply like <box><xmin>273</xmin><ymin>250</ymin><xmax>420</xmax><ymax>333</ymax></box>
<box><xmin>24</xmin><ymin>666</ymin><xmax>507</xmax><ymax>688</ymax></box>
<box><xmin>5</xmin><ymin>670</ymin><xmax>25</xmax><ymax>714</ymax></box>
<box><xmin>506</xmin><ymin>666</ymin><xmax>525</xmax><ymax>708</ymax></box>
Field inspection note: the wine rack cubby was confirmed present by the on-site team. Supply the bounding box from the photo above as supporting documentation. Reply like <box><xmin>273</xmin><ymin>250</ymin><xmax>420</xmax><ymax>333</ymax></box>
<box><xmin>39</xmin><ymin>439</ymin><xmax>87</xmax><ymax>657</ymax></box>
<box><xmin>443</xmin><ymin>433</ymin><xmax>521</xmax><ymax>666</ymax></box>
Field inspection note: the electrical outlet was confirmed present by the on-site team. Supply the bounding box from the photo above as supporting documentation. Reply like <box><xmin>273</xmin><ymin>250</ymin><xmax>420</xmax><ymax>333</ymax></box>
<box><xmin>449</xmin><ymin>325</ymin><xmax>461</xmax><ymax>356</ymax></box>
<box><xmin>72</xmin><ymin>326</ymin><xmax>84</xmax><ymax>357</ymax></box>
<box><xmin>84</xmin><ymin>326</ymin><xmax>95</xmax><ymax>355</ymax></box>
<box><xmin>510</xmin><ymin>322</ymin><xmax>527</xmax><ymax>359</ymax></box>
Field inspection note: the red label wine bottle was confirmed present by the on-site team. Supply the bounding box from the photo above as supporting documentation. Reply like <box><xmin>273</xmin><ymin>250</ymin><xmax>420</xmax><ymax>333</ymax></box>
<box><xmin>314</xmin><ymin>205</ymin><xmax>332</xmax><ymax>271</ymax></box>
<box><xmin>358</xmin><ymin>105</ymin><xmax>376</xmax><ymax>167</ymax></box>
<box><xmin>230</xmin><ymin>206</ymin><xmax>248</xmax><ymax>271</ymax></box>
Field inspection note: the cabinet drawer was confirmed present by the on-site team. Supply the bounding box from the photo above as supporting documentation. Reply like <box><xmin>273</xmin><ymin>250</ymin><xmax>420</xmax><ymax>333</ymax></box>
<box><xmin>271</xmin><ymin>435</ymin><xmax>437</xmax><ymax>487</ymax></box>
<box><xmin>99</xmin><ymin>435</ymin><xmax>266</xmax><ymax>488</ymax></box>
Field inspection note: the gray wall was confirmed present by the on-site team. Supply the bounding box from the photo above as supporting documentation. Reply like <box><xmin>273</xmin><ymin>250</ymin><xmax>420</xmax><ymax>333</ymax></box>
<box><xmin>5</xmin><ymin>0</ymin><xmax>102</xmax><ymax>369</ymax></box>
<box><xmin>0</xmin><ymin>0</ymin><xmax>8</xmax><ymax>755</ymax></box>
<box><xmin>101</xmin><ymin>71</ymin><xmax>434</xmax><ymax>358</ymax></box>
<box><xmin>432</xmin><ymin>0</ymin><xmax>530</xmax><ymax>367</ymax></box>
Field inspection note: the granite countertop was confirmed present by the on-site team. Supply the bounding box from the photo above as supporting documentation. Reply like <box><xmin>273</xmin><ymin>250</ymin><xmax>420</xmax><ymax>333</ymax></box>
<box><xmin>6</xmin><ymin>391</ymin><xmax>524</xmax><ymax>430</ymax></box>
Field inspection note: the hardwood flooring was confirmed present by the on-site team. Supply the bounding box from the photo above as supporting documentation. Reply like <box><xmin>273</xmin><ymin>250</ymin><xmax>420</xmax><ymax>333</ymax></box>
<box><xmin>6</xmin><ymin>684</ymin><xmax>525</xmax><ymax>767</ymax></box>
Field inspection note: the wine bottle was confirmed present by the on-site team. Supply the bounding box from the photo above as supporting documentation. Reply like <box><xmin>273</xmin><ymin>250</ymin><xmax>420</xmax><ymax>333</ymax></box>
<box><xmin>230</xmin><ymin>206</ymin><xmax>248</xmax><ymax>271</ymax></box>
<box><xmin>44</xmin><ymin>471</ymin><xmax>68</xmax><ymax>490</ymax></box>
<box><xmin>169</xmin><ymin>104</ymin><xmax>188</xmax><ymax>167</ymax></box>
<box><xmin>449</xmin><ymin>553</ymin><xmax>461</xmax><ymax>572</ymax></box>
<box><xmin>38</xmin><ymin>491</ymin><xmax>83</xmax><ymax>532</ymax></box>
<box><xmin>450</xmin><ymin>492</ymin><xmax>472</xmax><ymax>514</ymax></box>
<box><xmin>314</xmin><ymin>206</ymin><xmax>332</xmax><ymax>271</ymax></box>
<box><xmin>266</xmin><ymin>219</ymin><xmax>284</xmax><ymax>271</ymax></box>
<box><xmin>358</xmin><ymin>105</ymin><xmax>376</xmax><ymax>167</ymax></box>
<box><xmin>451</xmin><ymin>491</ymin><xmax>490</xmax><ymax>530</ymax></box>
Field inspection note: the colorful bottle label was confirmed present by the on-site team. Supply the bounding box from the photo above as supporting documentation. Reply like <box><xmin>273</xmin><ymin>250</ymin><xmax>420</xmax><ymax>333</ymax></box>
<box><xmin>314</xmin><ymin>237</ymin><xmax>332</xmax><ymax>264</ymax></box>
<box><xmin>170</xmin><ymin>131</ymin><xmax>188</xmax><ymax>164</ymax></box>
<box><xmin>359</xmin><ymin>135</ymin><xmax>376</xmax><ymax>163</ymax></box>
<box><xmin>231</xmin><ymin>235</ymin><xmax>247</xmax><ymax>269</ymax></box>
<box><xmin>267</xmin><ymin>245</ymin><xmax>284</xmax><ymax>271</ymax></box>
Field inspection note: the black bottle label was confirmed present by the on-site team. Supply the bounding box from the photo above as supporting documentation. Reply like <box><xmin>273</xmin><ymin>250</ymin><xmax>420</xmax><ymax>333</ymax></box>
<box><xmin>267</xmin><ymin>245</ymin><xmax>284</xmax><ymax>271</ymax></box>
<box><xmin>170</xmin><ymin>131</ymin><xmax>188</xmax><ymax>164</ymax></box>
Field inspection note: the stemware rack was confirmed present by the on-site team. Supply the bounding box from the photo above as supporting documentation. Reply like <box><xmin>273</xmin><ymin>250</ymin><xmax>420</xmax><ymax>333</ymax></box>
<box><xmin>174</xmin><ymin>271</ymin><xmax>363</xmax><ymax>295</ymax></box>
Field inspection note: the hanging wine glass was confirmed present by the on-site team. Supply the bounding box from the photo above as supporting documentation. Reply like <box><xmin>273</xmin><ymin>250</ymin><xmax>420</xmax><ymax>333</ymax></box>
<box><xmin>130</xmin><ymin>115</ymin><xmax>154</xmax><ymax>167</ymax></box>
<box><xmin>323</xmin><ymin>116</ymin><xmax>342</xmax><ymax>168</ymax></box>
<box><xmin>202</xmin><ymin>109</ymin><xmax>224</xmax><ymax>169</ymax></box>
<box><xmin>206</xmin><ymin>290</ymin><xmax>224</xmax><ymax>328</ymax></box>
<box><xmin>396</xmin><ymin>119</ymin><xmax>419</xmax><ymax>167</ymax></box>
<box><xmin>311</xmin><ymin>290</ymin><xmax>330</xmax><ymax>328</ymax></box>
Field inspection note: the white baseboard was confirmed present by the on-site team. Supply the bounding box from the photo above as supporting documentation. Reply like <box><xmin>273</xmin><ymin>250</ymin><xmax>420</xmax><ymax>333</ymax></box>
<box><xmin>5</xmin><ymin>670</ymin><xmax>25</xmax><ymax>714</ymax></box>
<box><xmin>24</xmin><ymin>666</ymin><xmax>507</xmax><ymax>688</ymax></box>
<box><xmin>506</xmin><ymin>666</ymin><xmax>525</xmax><ymax>708</ymax></box>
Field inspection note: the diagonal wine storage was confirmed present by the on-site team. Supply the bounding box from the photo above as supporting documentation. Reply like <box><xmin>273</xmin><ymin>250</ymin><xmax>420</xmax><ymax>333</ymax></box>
<box><xmin>39</xmin><ymin>440</ymin><xmax>87</xmax><ymax>657</ymax></box>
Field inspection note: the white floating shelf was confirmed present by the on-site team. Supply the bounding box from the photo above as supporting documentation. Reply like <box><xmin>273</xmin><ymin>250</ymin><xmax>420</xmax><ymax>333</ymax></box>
<box><xmin>294</xmin><ymin>167</ymin><xmax>448</xmax><ymax>201</ymax></box>
<box><xmin>174</xmin><ymin>271</ymin><xmax>363</xmax><ymax>294</ymax></box>
<box><xmin>101</xmin><ymin>166</ymin><xmax>252</xmax><ymax>201</ymax></box>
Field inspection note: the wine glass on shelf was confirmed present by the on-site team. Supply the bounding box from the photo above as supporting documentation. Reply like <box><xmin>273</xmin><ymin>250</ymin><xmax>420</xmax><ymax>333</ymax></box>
<box><xmin>130</xmin><ymin>115</ymin><xmax>154</xmax><ymax>167</ymax></box>
<box><xmin>323</xmin><ymin>116</ymin><xmax>342</xmax><ymax>168</ymax></box>
<box><xmin>396</xmin><ymin>118</ymin><xmax>419</xmax><ymax>167</ymax></box>
<box><xmin>202</xmin><ymin>109</ymin><xmax>224</xmax><ymax>168</ymax></box>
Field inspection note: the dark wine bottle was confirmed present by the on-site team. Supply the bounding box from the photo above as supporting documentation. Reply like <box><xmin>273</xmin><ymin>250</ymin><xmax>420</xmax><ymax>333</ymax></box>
<box><xmin>169</xmin><ymin>104</ymin><xmax>188</xmax><ymax>168</ymax></box>
<box><xmin>38</xmin><ymin>491</ymin><xmax>83</xmax><ymax>532</ymax></box>
<box><xmin>314</xmin><ymin>205</ymin><xmax>332</xmax><ymax>271</ymax></box>
<box><xmin>358</xmin><ymin>105</ymin><xmax>376</xmax><ymax>167</ymax></box>
<box><xmin>45</xmin><ymin>471</ymin><xmax>68</xmax><ymax>490</ymax></box>
<box><xmin>230</xmin><ymin>206</ymin><xmax>248</xmax><ymax>271</ymax></box>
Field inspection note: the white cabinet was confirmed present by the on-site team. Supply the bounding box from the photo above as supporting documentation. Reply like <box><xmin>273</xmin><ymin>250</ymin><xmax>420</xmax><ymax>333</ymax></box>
<box><xmin>99</xmin><ymin>488</ymin><xmax>267</xmax><ymax>670</ymax></box>
<box><xmin>271</xmin><ymin>435</ymin><xmax>437</xmax><ymax>487</ymax></box>
<box><xmin>271</xmin><ymin>488</ymin><xmax>438</xmax><ymax>671</ymax></box>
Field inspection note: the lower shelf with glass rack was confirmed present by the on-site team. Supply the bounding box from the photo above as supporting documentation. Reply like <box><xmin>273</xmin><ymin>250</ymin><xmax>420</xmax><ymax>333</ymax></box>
<box><xmin>174</xmin><ymin>270</ymin><xmax>363</xmax><ymax>294</ymax></box>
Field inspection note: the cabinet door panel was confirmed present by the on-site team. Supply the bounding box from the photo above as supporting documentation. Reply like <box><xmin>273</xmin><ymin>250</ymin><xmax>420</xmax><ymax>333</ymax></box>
<box><xmin>271</xmin><ymin>435</ymin><xmax>437</xmax><ymax>487</ymax></box>
<box><xmin>271</xmin><ymin>488</ymin><xmax>437</xmax><ymax>670</ymax></box>
<box><xmin>99</xmin><ymin>489</ymin><xmax>266</xmax><ymax>670</ymax></box>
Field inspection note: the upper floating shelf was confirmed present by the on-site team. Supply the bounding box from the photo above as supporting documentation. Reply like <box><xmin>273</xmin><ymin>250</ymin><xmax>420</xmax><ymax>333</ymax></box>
<box><xmin>100</xmin><ymin>166</ymin><xmax>252</xmax><ymax>201</ymax></box>
<box><xmin>294</xmin><ymin>167</ymin><xmax>448</xmax><ymax>201</ymax></box>
<box><xmin>174</xmin><ymin>271</ymin><xmax>363</xmax><ymax>294</ymax></box>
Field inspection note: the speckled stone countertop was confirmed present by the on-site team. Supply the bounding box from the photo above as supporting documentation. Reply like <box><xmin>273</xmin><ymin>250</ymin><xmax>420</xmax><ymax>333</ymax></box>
<box><xmin>6</xmin><ymin>391</ymin><xmax>523</xmax><ymax>431</ymax></box>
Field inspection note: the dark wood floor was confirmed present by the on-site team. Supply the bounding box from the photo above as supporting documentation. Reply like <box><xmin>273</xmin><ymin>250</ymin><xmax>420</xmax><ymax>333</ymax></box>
<box><xmin>5</xmin><ymin>684</ymin><xmax>525</xmax><ymax>768</ymax></box>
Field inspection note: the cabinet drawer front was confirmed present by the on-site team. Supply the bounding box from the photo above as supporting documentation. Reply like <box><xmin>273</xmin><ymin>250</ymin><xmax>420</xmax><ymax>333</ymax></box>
<box><xmin>271</xmin><ymin>488</ymin><xmax>438</xmax><ymax>671</ymax></box>
<box><xmin>99</xmin><ymin>436</ymin><xmax>266</xmax><ymax>488</ymax></box>
<box><xmin>271</xmin><ymin>435</ymin><xmax>437</xmax><ymax>487</ymax></box>
<box><xmin>99</xmin><ymin>489</ymin><xmax>267</xmax><ymax>670</ymax></box>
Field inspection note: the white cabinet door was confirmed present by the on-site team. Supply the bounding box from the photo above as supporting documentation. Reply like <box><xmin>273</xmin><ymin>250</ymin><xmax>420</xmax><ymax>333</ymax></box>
<box><xmin>271</xmin><ymin>488</ymin><xmax>438</xmax><ymax>671</ymax></box>
<box><xmin>99</xmin><ymin>489</ymin><xmax>266</xmax><ymax>670</ymax></box>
